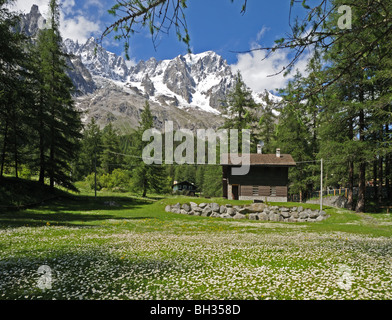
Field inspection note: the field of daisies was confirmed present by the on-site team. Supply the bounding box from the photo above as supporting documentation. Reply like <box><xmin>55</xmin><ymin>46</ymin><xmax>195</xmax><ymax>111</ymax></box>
<box><xmin>1</xmin><ymin>191</ymin><xmax>392</xmax><ymax>300</ymax></box>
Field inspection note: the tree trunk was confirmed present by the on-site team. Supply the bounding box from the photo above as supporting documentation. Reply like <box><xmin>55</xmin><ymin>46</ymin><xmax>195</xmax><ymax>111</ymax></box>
<box><xmin>378</xmin><ymin>154</ymin><xmax>383</xmax><ymax>204</ymax></box>
<box><xmin>355</xmin><ymin>109</ymin><xmax>366</xmax><ymax>213</ymax></box>
<box><xmin>1</xmin><ymin>120</ymin><xmax>9</xmax><ymax>178</ymax></box>
<box><xmin>347</xmin><ymin>160</ymin><xmax>354</xmax><ymax>211</ymax></box>
<box><xmin>373</xmin><ymin>158</ymin><xmax>378</xmax><ymax>201</ymax></box>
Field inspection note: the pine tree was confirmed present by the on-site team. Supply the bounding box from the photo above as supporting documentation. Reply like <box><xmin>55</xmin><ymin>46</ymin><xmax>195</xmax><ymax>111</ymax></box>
<box><xmin>32</xmin><ymin>0</ymin><xmax>82</xmax><ymax>191</ymax></box>
<box><xmin>100</xmin><ymin>123</ymin><xmax>122</xmax><ymax>174</ymax></box>
<box><xmin>258</xmin><ymin>90</ymin><xmax>277</xmax><ymax>154</ymax></box>
<box><xmin>0</xmin><ymin>0</ymin><xmax>30</xmax><ymax>179</ymax></box>
<box><xmin>221</xmin><ymin>71</ymin><xmax>259</xmax><ymax>152</ymax></box>
<box><xmin>74</xmin><ymin>118</ymin><xmax>103</xmax><ymax>180</ymax></box>
<box><xmin>131</xmin><ymin>101</ymin><xmax>167</xmax><ymax>197</ymax></box>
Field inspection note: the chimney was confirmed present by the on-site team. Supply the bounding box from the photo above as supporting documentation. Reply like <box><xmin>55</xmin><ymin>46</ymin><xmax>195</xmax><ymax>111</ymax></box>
<box><xmin>276</xmin><ymin>148</ymin><xmax>281</xmax><ymax>158</ymax></box>
<box><xmin>257</xmin><ymin>141</ymin><xmax>264</xmax><ymax>154</ymax></box>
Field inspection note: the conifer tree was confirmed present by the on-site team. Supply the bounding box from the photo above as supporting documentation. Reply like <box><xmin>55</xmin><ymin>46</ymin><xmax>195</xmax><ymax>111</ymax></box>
<box><xmin>221</xmin><ymin>71</ymin><xmax>259</xmax><ymax>152</ymax></box>
<box><xmin>131</xmin><ymin>101</ymin><xmax>167</xmax><ymax>197</ymax></box>
<box><xmin>32</xmin><ymin>0</ymin><xmax>82</xmax><ymax>190</ymax></box>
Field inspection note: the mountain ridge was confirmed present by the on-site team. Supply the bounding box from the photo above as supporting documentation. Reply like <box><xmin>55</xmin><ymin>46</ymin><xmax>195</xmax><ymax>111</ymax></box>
<box><xmin>18</xmin><ymin>5</ymin><xmax>279</xmax><ymax>133</ymax></box>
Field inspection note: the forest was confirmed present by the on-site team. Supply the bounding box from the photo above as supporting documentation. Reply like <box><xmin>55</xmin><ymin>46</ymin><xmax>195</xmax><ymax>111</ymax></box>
<box><xmin>1</xmin><ymin>0</ymin><xmax>392</xmax><ymax>213</ymax></box>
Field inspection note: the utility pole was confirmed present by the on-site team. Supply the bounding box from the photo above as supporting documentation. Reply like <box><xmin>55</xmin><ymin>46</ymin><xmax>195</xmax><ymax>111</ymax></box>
<box><xmin>94</xmin><ymin>148</ymin><xmax>97</xmax><ymax>199</ymax></box>
<box><xmin>320</xmin><ymin>159</ymin><xmax>323</xmax><ymax>211</ymax></box>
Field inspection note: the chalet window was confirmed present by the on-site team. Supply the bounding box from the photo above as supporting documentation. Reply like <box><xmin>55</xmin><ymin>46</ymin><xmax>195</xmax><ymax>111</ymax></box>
<box><xmin>270</xmin><ymin>186</ymin><xmax>276</xmax><ymax>197</ymax></box>
<box><xmin>252</xmin><ymin>186</ymin><xmax>258</xmax><ymax>196</ymax></box>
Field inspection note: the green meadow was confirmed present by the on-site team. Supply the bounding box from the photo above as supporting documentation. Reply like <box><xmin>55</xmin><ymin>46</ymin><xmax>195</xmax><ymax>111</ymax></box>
<box><xmin>1</xmin><ymin>180</ymin><xmax>392</xmax><ymax>300</ymax></box>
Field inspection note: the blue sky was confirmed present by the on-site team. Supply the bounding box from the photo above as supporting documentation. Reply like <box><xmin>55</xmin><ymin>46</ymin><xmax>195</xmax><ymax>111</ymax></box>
<box><xmin>11</xmin><ymin>0</ymin><xmax>312</xmax><ymax>93</ymax></box>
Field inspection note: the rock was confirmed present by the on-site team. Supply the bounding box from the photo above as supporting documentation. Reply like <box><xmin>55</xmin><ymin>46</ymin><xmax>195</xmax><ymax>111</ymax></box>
<box><xmin>249</xmin><ymin>213</ymin><xmax>258</xmax><ymax>220</ymax></box>
<box><xmin>319</xmin><ymin>210</ymin><xmax>327</xmax><ymax>216</ymax></box>
<box><xmin>309</xmin><ymin>210</ymin><xmax>319</xmax><ymax>219</ymax></box>
<box><xmin>250</xmin><ymin>203</ymin><xmax>266</xmax><ymax>212</ymax></box>
<box><xmin>298</xmin><ymin>206</ymin><xmax>304</xmax><ymax>213</ymax></box>
<box><xmin>238</xmin><ymin>207</ymin><xmax>251</xmax><ymax>214</ymax></box>
<box><xmin>173</xmin><ymin>203</ymin><xmax>181</xmax><ymax>209</ymax></box>
<box><xmin>225</xmin><ymin>204</ymin><xmax>233</xmax><ymax>208</ymax></box>
<box><xmin>219</xmin><ymin>205</ymin><xmax>227</xmax><ymax>214</ymax></box>
<box><xmin>211</xmin><ymin>212</ymin><xmax>220</xmax><ymax>218</ymax></box>
<box><xmin>280</xmin><ymin>207</ymin><xmax>290</xmax><ymax>212</ymax></box>
<box><xmin>193</xmin><ymin>207</ymin><xmax>203</xmax><ymax>213</ymax></box>
<box><xmin>199</xmin><ymin>203</ymin><xmax>208</xmax><ymax>209</ymax></box>
<box><xmin>288</xmin><ymin>217</ymin><xmax>298</xmax><ymax>223</ymax></box>
<box><xmin>180</xmin><ymin>209</ymin><xmax>188</xmax><ymax>215</ymax></box>
<box><xmin>182</xmin><ymin>203</ymin><xmax>191</xmax><ymax>213</ymax></box>
<box><xmin>291</xmin><ymin>207</ymin><xmax>298</xmax><ymax>212</ymax></box>
<box><xmin>233</xmin><ymin>213</ymin><xmax>246</xmax><ymax>220</ymax></box>
<box><xmin>193</xmin><ymin>211</ymin><xmax>201</xmax><ymax>216</ymax></box>
<box><xmin>280</xmin><ymin>211</ymin><xmax>291</xmax><ymax>219</ymax></box>
<box><xmin>190</xmin><ymin>202</ymin><xmax>198</xmax><ymax>208</ymax></box>
<box><xmin>258</xmin><ymin>212</ymin><xmax>269</xmax><ymax>221</ymax></box>
<box><xmin>316</xmin><ymin>215</ymin><xmax>326</xmax><ymax>222</ymax></box>
<box><xmin>270</xmin><ymin>213</ymin><xmax>280</xmax><ymax>222</ymax></box>
<box><xmin>226</xmin><ymin>208</ymin><xmax>236</xmax><ymax>216</ymax></box>
<box><xmin>291</xmin><ymin>211</ymin><xmax>299</xmax><ymax>219</ymax></box>
<box><xmin>211</xmin><ymin>203</ymin><xmax>220</xmax><ymax>212</ymax></box>
<box><xmin>221</xmin><ymin>213</ymin><xmax>232</xmax><ymax>219</ymax></box>
<box><xmin>202</xmin><ymin>207</ymin><xmax>212</xmax><ymax>217</ymax></box>
<box><xmin>165</xmin><ymin>205</ymin><xmax>172</xmax><ymax>212</ymax></box>
<box><xmin>299</xmin><ymin>212</ymin><xmax>309</xmax><ymax>219</ymax></box>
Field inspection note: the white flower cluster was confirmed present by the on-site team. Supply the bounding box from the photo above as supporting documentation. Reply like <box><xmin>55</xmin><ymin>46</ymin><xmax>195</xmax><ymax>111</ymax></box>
<box><xmin>1</xmin><ymin>223</ymin><xmax>391</xmax><ymax>300</ymax></box>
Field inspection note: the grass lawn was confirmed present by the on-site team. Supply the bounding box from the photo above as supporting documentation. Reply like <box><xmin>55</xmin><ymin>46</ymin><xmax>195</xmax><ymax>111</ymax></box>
<box><xmin>1</xmin><ymin>181</ymin><xmax>392</xmax><ymax>300</ymax></box>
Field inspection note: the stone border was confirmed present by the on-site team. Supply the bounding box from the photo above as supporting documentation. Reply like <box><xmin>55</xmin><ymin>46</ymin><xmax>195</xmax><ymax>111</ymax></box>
<box><xmin>165</xmin><ymin>202</ymin><xmax>329</xmax><ymax>223</ymax></box>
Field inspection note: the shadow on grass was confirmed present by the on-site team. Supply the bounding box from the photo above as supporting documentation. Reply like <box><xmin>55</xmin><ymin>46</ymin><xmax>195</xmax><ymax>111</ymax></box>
<box><xmin>0</xmin><ymin>249</ymin><xmax>186</xmax><ymax>300</ymax></box>
<box><xmin>0</xmin><ymin>194</ymin><xmax>156</xmax><ymax>229</ymax></box>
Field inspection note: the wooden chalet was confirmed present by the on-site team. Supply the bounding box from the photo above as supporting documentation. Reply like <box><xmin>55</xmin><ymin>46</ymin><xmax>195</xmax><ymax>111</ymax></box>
<box><xmin>221</xmin><ymin>149</ymin><xmax>296</xmax><ymax>202</ymax></box>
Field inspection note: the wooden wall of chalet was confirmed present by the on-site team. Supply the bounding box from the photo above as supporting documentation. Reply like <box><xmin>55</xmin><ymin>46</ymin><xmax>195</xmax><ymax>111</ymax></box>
<box><xmin>228</xmin><ymin>166</ymin><xmax>288</xmax><ymax>187</ymax></box>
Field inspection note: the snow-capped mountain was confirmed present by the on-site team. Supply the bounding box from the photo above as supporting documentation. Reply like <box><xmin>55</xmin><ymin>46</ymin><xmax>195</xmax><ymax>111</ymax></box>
<box><xmin>18</xmin><ymin>5</ymin><xmax>279</xmax><ymax>132</ymax></box>
<box><xmin>63</xmin><ymin>37</ymin><xmax>236</xmax><ymax>115</ymax></box>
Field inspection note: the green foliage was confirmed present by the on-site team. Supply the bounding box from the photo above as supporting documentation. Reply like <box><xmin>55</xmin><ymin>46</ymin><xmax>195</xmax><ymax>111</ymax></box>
<box><xmin>86</xmin><ymin>169</ymin><xmax>132</xmax><ymax>192</ymax></box>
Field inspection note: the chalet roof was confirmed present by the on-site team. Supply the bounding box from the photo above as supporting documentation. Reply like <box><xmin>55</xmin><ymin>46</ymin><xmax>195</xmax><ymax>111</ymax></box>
<box><xmin>221</xmin><ymin>154</ymin><xmax>296</xmax><ymax>167</ymax></box>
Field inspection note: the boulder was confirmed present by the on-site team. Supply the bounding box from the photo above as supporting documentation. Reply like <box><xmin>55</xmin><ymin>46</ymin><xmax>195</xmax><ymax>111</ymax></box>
<box><xmin>165</xmin><ymin>205</ymin><xmax>172</xmax><ymax>213</ymax></box>
<box><xmin>225</xmin><ymin>204</ymin><xmax>233</xmax><ymax>208</ymax></box>
<box><xmin>299</xmin><ymin>211</ymin><xmax>309</xmax><ymax>219</ymax></box>
<box><xmin>202</xmin><ymin>207</ymin><xmax>212</xmax><ymax>217</ymax></box>
<box><xmin>182</xmin><ymin>203</ymin><xmax>191</xmax><ymax>213</ymax></box>
<box><xmin>199</xmin><ymin>203</ymin><xmax>208</xmax><ymax>209</ymax></box>
<box><xmin>233</xmin><ymin>213</ymin><xmax>246</xmax><ymax>220</ymax></box>
<box><xmin>226</xmin><ymin>208</ymin><xmax>236</xmax><ymax>216</ymax></box>
<box><xmin>211</xmin><ymin>212</ymin><xmax>220</xmax><ymax>218</ymax></box>
<box><xmin>219</xmin><ymin>205</ymin><xmax>227</xmax><ymax>214</ymax></box>
<box><xmin>280</xmin><ymin>207</ymin><xmax>290</xmax><ymax>212</ymax></box>
<box><xmin>190</xmin><ymin>202</ymin><xmax>198</xmax><ymax>208</ymax></box>
<box><xmin>309</xmin><ymin>210</ymin><xmax>319</xmax><ymax>219</ymax></box>
<box><xmin>238</xmin><ymin>207</ymin><xmax>251</xmax><ymax>214</ymax></box>
<box><xmin>269</xmin><ymin>213</ymin><xmax>280</xmax><ymax>222</ymax></box>
<box><xmin>221</xmin><ymin>213</ymin><xmax>232</xmax><ymax>219</ymax></box>
<box><xmin>298</xmin><ymin>206</ymin><xmax>304</xmax><ymax>213</ymax></box>
<box><xmin>250</xmin><ymin>203</ymin><xmax>266</xmax><ymax>212</ymax></box>
<box><xmin>288</xmin><ymin>216</ymin><xmax>298</xmax><ymax>223</ymax></box>
<box><xmin>211</xmin><ymin>203</ymin><xmax>220</xmax><ymax>212</ymax></box>
<box><xmin>249</xmin><ymin>213</ymin><xmax>258</xmax><ymax>221</ymax></box>
<box><xmin>280</xmin><ymin>210</ymin><xmax>291</xmax><ymax>219</ymax></box>
<box><xmin>258</xmin><ymin>212</ymin><xmax>269</xmax><ymax>221</ymax></box>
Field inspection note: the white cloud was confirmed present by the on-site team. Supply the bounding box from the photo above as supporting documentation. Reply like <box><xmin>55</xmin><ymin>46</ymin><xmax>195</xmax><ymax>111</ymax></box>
<box><xmin>60</xmin><ymin>14</ymin><xmax>101</xmax><ymax>43</ymax></box>
<box><xmin>231</xmin><ymin>41</ymin><xmax>311</xmax><ymax>94</ymax></box>
<box><xmin>10</xmin><ymin>0</ymin><xmax>102</xmax><ymax>43</ymax></box>
<box><xmin>8</xmin><ymin>0</ymin><xmax>50</xmax><ymax>16</ymax></box>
